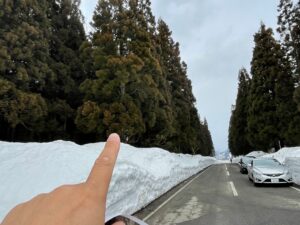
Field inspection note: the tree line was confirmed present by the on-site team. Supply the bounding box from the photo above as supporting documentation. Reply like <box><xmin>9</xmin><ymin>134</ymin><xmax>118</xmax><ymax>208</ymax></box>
<box><xmin>0</xmin><ymin>0</ymin><xmax>214</xmax><ymax>156</ymax></box>
<box><xmin>229</xmin><ymin>0</ymin><xmax>300</xmax><ymax>156</ymax></box>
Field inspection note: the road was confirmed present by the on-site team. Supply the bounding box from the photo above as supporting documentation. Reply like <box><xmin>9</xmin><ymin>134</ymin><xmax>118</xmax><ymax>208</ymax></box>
<box><xmin>136</xmin><ymin>164</ymin><xmax>300</xmax><ymax>225</ymax></box>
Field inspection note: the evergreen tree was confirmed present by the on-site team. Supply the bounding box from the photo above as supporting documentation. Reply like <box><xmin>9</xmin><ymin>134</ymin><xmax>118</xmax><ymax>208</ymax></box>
<box><xmin>47</xmin><ymin>0</ymin><xmax>86</xmax><ymax>100</ymax></box>
<box><xmin>295</xmin><ymin>87</ymin><xmax>300</xmax><ymax>111</ymax></box>
<box><xmin>0</xmin><ymin>0</ymin><xmax>53</xmax><ymax>93</ymax></box>
<box><xmin>278</xmin><ymin>0</ymin><xmax>300</xmax><ymax>112</ymax></box>
<box><xmin>202</xmin><ymin>118</ymin><xmax>215</xmax><ymax>156</ymax></box>
<box><xmin>247</xmin><ymin>24</ymin><xmax>300</xmax><ymax>150</ymax></box>
<box><xmin>77</xmin><ymin>0</ymin><xmax>146</xmax><ymax>143</ymax></box>
<box><xmin>229</xmin><ymin>68</ymin><xmax>252</xmax><ymax>156</ymax></box>
<box><xmin>156</xmin><ymin>19</ymin><xmax>212</xmax><ymax>154</ymax></box>
<box><xmin>247</xmin><ymin>24</ymin><xmax>281</xmax><ymax>151</ymax></box>
<box><xmin>274</xmin><ymin>48</ymin><xmax>300</xmax><ymax>146</ymax></box>
<box><xmin>125</xmin><ymin>0</ymin><xmax>175</xmax><ymax>147</ymax></box>
<box><xmin>277</xmin><ymin>0</ymin><xmax>297</xmax><ymax>74</ymax></box>
<box><xmin>277</xmin><ymin>0</ymin><xmax>300</xmax><ymax>145</ymax></box>
<box><xmin>0</xmin><ymin>79</ymin><xmax>47</xmax><ymax>140</ymax></box>
<box><xmin>0</xmin><ymin>0</ymin><xmax>51</xmax><ymax>140</ymax></box>
<box><xmin>228</xmin><ymin>111</ymin><xmax>236</xmax><ymax>155</ymax></box>
<box><xmin>0</xmin><ymin>0</ymin><xmax>214</xmax><ymax>152</ymax></box>
<box><xmin>45</xmin><ymin>0</ymin><xmax>86</xmax><ymax>139</ymax></box>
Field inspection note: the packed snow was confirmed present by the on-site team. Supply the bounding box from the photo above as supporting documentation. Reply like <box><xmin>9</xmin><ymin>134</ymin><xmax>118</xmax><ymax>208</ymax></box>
<box><xmin>0</xmin><ymin>141</ymin><xmax>216</xmax><ymax>222</ymax></box>
<box><xmin>246</xmin><ymin>151</ymin><xmax>267</xmax><ymax>158</ymax></box>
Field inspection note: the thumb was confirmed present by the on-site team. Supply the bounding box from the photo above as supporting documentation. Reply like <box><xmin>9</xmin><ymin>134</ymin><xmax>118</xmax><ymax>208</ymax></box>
<box><xmin>86</xmin><ymin>133</ymin><xmax>120</xmax><ymax>200</ymax></box>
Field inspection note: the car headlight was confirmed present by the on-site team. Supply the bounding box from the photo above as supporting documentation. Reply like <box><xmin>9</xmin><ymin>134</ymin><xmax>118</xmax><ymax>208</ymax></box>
<box><xmin>253</xmin><ymin>170</ymin><xmax>262</xmax><ymax>177</ymax></box>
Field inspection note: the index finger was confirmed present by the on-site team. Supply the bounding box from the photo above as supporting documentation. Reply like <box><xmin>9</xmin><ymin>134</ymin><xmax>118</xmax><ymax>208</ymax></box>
<box><xmin>86</xmin><ymin>133</ymin><xmax>120</xmax><ymax>198</ymax></box>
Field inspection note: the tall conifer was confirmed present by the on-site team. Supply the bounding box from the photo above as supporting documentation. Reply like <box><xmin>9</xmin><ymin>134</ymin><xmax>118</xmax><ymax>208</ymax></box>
<box><xmin>77</xmin><ymin>0</ymin><xmax>146</xmax><ymax>143</ymax></box>
<box><xmin>247</xmin><ymin>25</ymin><xmax>281</xmax><ymax>151</ymax></box>
<box><xmin>229</xmin><ymin>68</ymin><xmax>252</xmax><ymax>155</ymax></box>
<box><xmin>156</xmin><ymin>19</ymin><xmax>210</xmax><ymax>154</ymax></box>
<box><xmin>0</xmin><ymin>0</ymin><xmax>51</xmax><ymax>140</ymax></box>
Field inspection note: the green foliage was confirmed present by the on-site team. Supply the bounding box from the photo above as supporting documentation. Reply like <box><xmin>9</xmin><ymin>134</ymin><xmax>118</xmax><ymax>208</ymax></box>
<box><xmin>0</xmin><ymin>0</ymin><xmax>214</xmax><ymax>155</ymax></box>
<box><xmin>0</xmin><ymin>0</ymin><xmax>53</xmax><ymax>92</ymax></box>
<box><xmin>230</xmin><ymin>23</ymin><xmax>300</xmax><ymax>154</ymax></box>
<box><xmin>295</xmin><ymin>87</ymin><xmax>300</xmax><ymax>111</ymax></box>
<box><xmin>75</xmin><ymin>101</ymin><xmax>102</xmax><ymax>134</ymax></box>
<box><xmin>278</xmin><ymin>0</ymin><xmax>300</xmax><ymax>79</ymax></box>
<box><xmin>247</xmin><ymin>25</ymin><xmax>284</xmax><ymax>151</ymax></box>
<box><xmin>0</xmin><ymin>78</ymin><xmax>48</xmax><ymax>135</ymax></box>
<box><xmin>155</xmin><ymin>19</ymin><xmax>214</xmax><ymax>155</ymax></box>
<box><xmin>228</xmin><ymin>68</ymin><xmax>252</xmax><ymax>156</ymax></box>
<box><xmin>0</xmin><ymin>0</ymin><xmax>86</xmax><ymax>141</ymax></box>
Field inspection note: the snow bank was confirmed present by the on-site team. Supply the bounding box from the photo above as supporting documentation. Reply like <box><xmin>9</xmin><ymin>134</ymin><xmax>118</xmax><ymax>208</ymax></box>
<box><xmin>246</xmin><ymin>151</ymin><xmax>267</xmax><ymax>158</ymax></box>
<box><xmin>0</xmin><ymin>141</ymin><xmax>216</xmax><ymax>221</ymax></box>
<box><xmin>232</xmin><ymin>156</ymin><xmax>242</xmax><ymax>164</ymax></box>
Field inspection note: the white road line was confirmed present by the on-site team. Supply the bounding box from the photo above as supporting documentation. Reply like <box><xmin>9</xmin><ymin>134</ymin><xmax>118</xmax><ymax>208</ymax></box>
<box><xmin>291</xmin><ymin>186</ymin><xmax>300</xmax><ymax>193</ymax></box>
<box><xmin>227</xmin><ymin>171</ymin><xmax>230</xmax><ymax>176</ymax></box>
<box><xmin>229</xmin><ymin>181</ymin><xmax>238</xmax><ymax>197</ymax></box>
<box><xmin>143</xmin><ymin>167</ymin><xmax>211</xmax><ymax>221</ymax></box>
<box><xmin>225</xmin><ymin>165</ymin><xmax>228</xmax><ymax>171</ymax></box>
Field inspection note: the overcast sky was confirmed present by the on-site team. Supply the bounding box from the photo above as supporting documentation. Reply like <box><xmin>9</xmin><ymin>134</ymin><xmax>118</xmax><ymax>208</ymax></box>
<box><xmin>80</xmin><ymin>0</ymin><xmax>279</xmax><ymax>152</ymax></box>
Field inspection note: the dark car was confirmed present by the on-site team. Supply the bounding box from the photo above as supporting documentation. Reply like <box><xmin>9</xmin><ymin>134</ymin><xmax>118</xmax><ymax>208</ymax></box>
<box><xmin>239</xmin><ymin>156</ymin><xmax>256</xmax><ymax>174</ymax></box>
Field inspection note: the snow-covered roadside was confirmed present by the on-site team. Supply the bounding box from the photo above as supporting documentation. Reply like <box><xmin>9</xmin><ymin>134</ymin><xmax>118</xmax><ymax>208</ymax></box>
<box><xmin>0</xmin><ymin>141</ymin><xmax>216</xmax><ymax>221</ymax></box>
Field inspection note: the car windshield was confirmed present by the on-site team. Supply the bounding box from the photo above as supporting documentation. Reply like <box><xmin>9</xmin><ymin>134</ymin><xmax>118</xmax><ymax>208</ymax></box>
<box><xmin>254</xmin><ymin>159</ymin><xmax>280</xmax><ymax>167</ymax></box>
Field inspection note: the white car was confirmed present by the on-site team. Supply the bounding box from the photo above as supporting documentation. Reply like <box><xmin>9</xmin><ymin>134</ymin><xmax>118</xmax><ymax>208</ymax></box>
<box><xmin>248</xmin><ymin>158</ymin><xmax>293</xmax><ymax>186</ymax></box>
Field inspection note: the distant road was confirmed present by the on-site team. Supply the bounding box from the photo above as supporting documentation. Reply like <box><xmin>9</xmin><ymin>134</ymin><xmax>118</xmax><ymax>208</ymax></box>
<box><xmin>136</xmin><ymin>164</ymin><xmax>300</xmax><ymax>225</ymax></box>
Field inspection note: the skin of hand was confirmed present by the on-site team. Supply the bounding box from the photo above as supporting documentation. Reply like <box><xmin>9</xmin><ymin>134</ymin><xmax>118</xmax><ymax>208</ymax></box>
<box><xmin>1</xmin><ymin>133</ymin><xmax>121</xmax><ymax>225</ymax></box>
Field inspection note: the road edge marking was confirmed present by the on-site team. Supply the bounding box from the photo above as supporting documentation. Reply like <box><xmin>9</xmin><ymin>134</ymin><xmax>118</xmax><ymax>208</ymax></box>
<box><xmin>291</xmin><ymin>186</ymin><xmax>300</xmax><ymax>193</ymax></box>
<box><xmin>229</xmin><ymin>181</ymin><xmax>238</xmax><ymax>197</ymax></box>
<box><xmin>143</xmin><ymin>166</ymin><xmax>211</xmax><ymax>221</ymax></box>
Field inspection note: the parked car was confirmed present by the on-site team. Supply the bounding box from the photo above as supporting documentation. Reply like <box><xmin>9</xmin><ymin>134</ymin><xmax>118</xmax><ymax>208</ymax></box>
<box><xmin>248</xmin><ymin>158</ymin><xmax>293</xmax><ymax>186</ymax></box>
<box><xmin>239</xmin><ymin>156</ymin><xmax>255</xmax><ymax>174</ymax></box>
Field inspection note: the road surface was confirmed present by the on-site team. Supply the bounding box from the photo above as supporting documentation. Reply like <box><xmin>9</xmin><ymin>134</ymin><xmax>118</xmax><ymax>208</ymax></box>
<box><xmin>135</xmin><ymin>164</ymin><xmax>300</xmax><ymax>225</ymax></box>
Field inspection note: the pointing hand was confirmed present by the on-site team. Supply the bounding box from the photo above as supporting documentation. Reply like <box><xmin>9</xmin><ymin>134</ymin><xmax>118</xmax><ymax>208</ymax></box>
<box><xmin>1</xmin><ymin>133</ymin><xmax>121</xmax><ymax>225</ymax></box>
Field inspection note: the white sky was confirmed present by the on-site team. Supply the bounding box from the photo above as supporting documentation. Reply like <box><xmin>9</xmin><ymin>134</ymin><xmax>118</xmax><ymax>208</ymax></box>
<box><xmin>80</xmin><ymin>0</ymin><xmax>279</xmax><ymax>152</ymax></box>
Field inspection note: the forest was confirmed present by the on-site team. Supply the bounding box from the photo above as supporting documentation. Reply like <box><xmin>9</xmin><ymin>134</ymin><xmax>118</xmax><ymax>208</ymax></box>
<box><xmin>229</xmin><ymin>0</ymin><xmax>300</xmax><ymax>155</ymax></box>
<box><xmin>0</xmin><ymin>0</ymin><xmax>214</xmax><ymax>156</ymax></box>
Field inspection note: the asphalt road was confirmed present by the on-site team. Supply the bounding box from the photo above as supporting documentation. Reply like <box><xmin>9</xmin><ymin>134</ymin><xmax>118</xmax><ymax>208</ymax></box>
<box><xmin>136</xmin><ymin>164</ymin><xmax>300</xmax><ymax>225</ymax></box>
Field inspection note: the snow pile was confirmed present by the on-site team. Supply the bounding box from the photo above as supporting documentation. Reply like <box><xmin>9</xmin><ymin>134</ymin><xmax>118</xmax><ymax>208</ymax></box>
<box><xmin>246</xmin><ymin>151</ymin><xmax>267</xmax><ymax>158</ymax></box>
<box><xmin>261</xmin><ymin>147</ymin><xmax>300</xmax><ymax>185</ymax></box>
<box><xmin>232</xmin><ymin>156</ymin><xmax>241</xmax><ymax>164</ymax></box>
<box><xmin>232</xmin><ymin>151</ymin><xmax>268</xmax><ymax>163</ymax></box>
<box><xmin>0</xmin><ymin>141</ymin><xmax>216</xmax><ymax>221</ymax></box>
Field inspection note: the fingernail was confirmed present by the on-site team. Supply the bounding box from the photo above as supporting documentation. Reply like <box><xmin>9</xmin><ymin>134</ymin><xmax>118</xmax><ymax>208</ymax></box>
<box><xmin>107</xmin><ymin>133</ymin><xmax>120</xmax><ymax>142</ymax></box>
